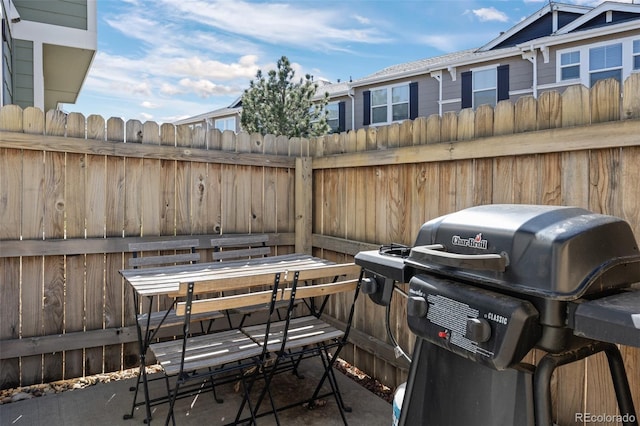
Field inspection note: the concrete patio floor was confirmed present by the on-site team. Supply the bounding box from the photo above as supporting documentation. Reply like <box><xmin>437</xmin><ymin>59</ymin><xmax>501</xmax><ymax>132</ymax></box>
<box><xmin>0</xmin><ymin>357</ymin><xmax>392</xmax><ymax>426</ymax></box>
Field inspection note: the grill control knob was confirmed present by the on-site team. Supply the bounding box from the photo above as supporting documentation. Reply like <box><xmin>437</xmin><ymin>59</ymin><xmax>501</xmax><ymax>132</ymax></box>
<box><xmin>361</xmin><ymin>276</ymin><xmax>378</xmax><ymax>294</ymax></box>
<box><xmin>466</xmin><ymin>318</ymin><xmax>491</xmax><ymax>343</ymax></box>
<box><xmin>407</xmin><ymin>296</ymin><xmax>429</xmax><ymax>317</ymax></box>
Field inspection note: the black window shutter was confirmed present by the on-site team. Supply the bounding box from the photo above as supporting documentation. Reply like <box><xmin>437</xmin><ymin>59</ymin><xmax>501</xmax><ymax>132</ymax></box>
<box><xmin>409</xmin><ymin>82</ymin><xmax>418</xmax><ymax>119</ymax></box>
<box><xmin>461</xmin><ymin>71</ymin><xmax>472</xmax><ymax>109</ymax></box>
<box><xmin>338</xmin><ymin>101</ymin><xmax>346</xmax><ymax>132</ymax></box>
<box><xmin>497</xmin><ymin>65</ymin><xmax>510</xmax><ymax>101</ymax></box>
<box><xmin>363</xmin><ymin>90</ymin><xmax>371</xmax><ymax>126</ymax></box>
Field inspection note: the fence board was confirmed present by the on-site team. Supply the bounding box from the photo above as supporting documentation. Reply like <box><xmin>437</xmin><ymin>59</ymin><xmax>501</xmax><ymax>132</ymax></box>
<box><xmin>623</xmin><ymin>73</ymin><xmax>640</xmax><ymax>119</ymax></box>
<box><xmin>440</xmin><ymin>111</ymin><xmax>457</xmax><ymax>142</ymax></box>
<box><xmin>537</xmin><ymin>90</ymin><xmax>562</xmax><ymax>130</ymax></box>
<box><xmin>562</xmin><ymin>85</ymin><xmax>590</xmax><ymax>127</ymax></box>
<box><xmin>591</xmin><ymin>78</ymin><xmax>620</xmax><ymax>124</ymax></box>
<box><xmin>494</xmin><ymin>100</ymin><xmax>514</xmax><ymax>135</ymax></box>
<box><xmin>64</xmin><ymin>139</ymin><xmax>86</xmax><ymax>380</ymax></box>
<box><xmin>475</xmin><ymin>104</ymin><xmax>494</xmax><ymax>138</ymax></box>
<box><xmin>515</xmin><ymin>96</ymin><xmax>537</xmax><ymax>133</ymax></box>
<box><xmin>457</xmin><ymin>108</ymin><xmax>475</xmax><ymax>141</ymax></box>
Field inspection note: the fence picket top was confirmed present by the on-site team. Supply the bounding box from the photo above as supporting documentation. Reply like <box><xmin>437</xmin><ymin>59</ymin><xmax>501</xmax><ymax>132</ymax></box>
<box><xmin>537</xmin><ymin>91</ymin><xmax>561</xmax><ymax>131</ymax></box>
<box><xmin>142</xmin><ymin>121</ymin><xmax>160</xmax><ymax>145</ymax></box>
<box><xmin>440</xmin><ymin>111</ymin><xmax>458</xmax><ymax>142</ymax></box>
<box><xmin>475</xmin><ymin>104</ymin><xmax>494</xmax><ymax>138</ymax></box>
<box><xmin>591</xmin><ymin>78</ymin><xmax>621</xmax><ymax>124</ymax></box>
<box><xmin>87</xmin><ymin>114</ymin><xmax>105</xmax><ymax>141</ymax></box>
<box><xmin>623</xmin><ymin>73</ymin><xmax>640</xmax><ymax>119</ymax></box>
<box><xmin>562</xmin><ymin>85</ymin><xmax>590</xmax><ymax>127</ymax></box>
<box><xmin>0</xmin><ymin>105</ymin><xmax>23</xmax><ymax>132</ymax></box>
<box><xmin>45</xmin><ymin>110</ymin><xmax>66</xmax><ymax>136</ymax></box>
<box><xmin>457</xmin><ymin>108</ymin><xmax>475</xmax><ymax>141</ymax></box>
<box><xmin>494</xmin><ymin>100</ymin><xmax>514</xmax><ymax>136</ymax></box>
<box><xmin>106</xmin><ymin>117</ymin><xmax>124</xmax><ymax>142</ymax></box>
<box><xmin>126</xmin><ymin>119</ymin><xmax>143</xmax><ymax>143</ymax></box>
<box><xmin>515</xmin><ymin>96</ymin><xmax>537</xmax><ymax>134</ymax></box>
<box><xmin>67</xmin><ymin>112</ymin><xmax>86</xmax><ymax>139</ymax></box>
<box><xmin>426</xmin><ymin>114</ymin><xmax>441</xmax><ymax>144</ymax></box>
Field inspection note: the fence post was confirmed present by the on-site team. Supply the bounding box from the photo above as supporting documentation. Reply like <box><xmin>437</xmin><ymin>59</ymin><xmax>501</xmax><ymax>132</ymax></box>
<box><xmin>295</xmin><ymin>156</ymin><xmax>313</xmax><ymax>254</ymax></box>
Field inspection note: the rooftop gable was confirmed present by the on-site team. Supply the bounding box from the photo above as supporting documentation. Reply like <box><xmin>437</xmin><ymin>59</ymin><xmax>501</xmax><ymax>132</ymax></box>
<box><xmin>478</xmin><ymin>2</ymin><xmax>591</xmax><ymax>51</ymax></box>
<box><xmin>555</xmin><ymin>1</ymin><xmax>640</xmax><ymax>34</ymax></box>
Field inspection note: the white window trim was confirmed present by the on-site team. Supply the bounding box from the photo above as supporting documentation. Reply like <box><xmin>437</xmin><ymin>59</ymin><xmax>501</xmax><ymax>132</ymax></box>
<box><xmin>556</xmin><ymin>35</ymin><xmax>639</xmax><ymax>87</ymax></box>
<box><xmin>559</xmin><ymin>51</ymin><xmax>581</xmax><ymax>82</ymax></box>
<box><xmin>214</xmin><ymin>116</ymin><xmax>236</xmax><ymax>132</ymax></box>
<box><xmin>369</xmin><ymin>82</ymin><xmax>411</xmax><ymax>126</ymax></box>
<box><xmin>470</xmin><ymin>64</ymin><xmax>498</xmax><ymax>109</ymax></box>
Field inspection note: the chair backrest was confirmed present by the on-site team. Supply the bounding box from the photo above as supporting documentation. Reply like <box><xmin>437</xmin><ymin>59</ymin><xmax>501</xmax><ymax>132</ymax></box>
<box><xmin>128</xmin><ymin>239</ymin><xmax>200</xmax><ymax>268</ymax></box>
<box><xmin>210</xmin><ymin>234</ymin><xmax>270</xmax><ymax>261</ymax></box>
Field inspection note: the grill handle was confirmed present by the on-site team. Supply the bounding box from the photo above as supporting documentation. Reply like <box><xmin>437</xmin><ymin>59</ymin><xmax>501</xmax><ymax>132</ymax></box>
<box><xmin>408</xmin><ymin>245</ymin><xmax>508</xmax><ymax>272</ymax></box>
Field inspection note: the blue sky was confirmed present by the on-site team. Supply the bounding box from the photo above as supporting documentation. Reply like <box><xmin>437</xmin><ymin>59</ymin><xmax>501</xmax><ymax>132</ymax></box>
<box><xmin>63</xmin><ymin>0</ymin><xmax>626</xmax><ymax>124</ymax></box>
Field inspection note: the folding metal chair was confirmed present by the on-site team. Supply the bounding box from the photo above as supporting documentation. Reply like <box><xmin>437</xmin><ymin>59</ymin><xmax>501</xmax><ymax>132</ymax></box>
<box><xmin>239</xmin><ymin>265</ymin><xmax>363</xmax><ymax>425</ymax></box>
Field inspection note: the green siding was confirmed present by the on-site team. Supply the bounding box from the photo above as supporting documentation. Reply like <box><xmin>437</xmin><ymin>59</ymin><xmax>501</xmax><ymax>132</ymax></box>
<box><xmin>13</xmin><ymin>0</ymin><xmax>87</xmax><ymax>30</ymax></box>
<box><xmin>13</xmin><ymin>40</ymin><xmax>34</xmax><ymax>108</ymax></box>
<box><xmin>2</xmin><ymin>17</ymin><xmax>14</xmax><ymax>105</ymax></box>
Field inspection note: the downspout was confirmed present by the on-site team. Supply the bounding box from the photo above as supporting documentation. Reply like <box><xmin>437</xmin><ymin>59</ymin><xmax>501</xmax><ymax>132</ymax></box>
<box><xmin>347</xmin><ymin>84</ymin><xmax>355</xmax><ymax>131</ymax></box>
<box><xmin>430</xmin><ymin>70</ymin><xmax>443</xmax><ymax>116</ymax></box>
<box><xmin>522</xmin><ymin>47</ymin><xmax>538</xmax><ymax>99</ymax></box>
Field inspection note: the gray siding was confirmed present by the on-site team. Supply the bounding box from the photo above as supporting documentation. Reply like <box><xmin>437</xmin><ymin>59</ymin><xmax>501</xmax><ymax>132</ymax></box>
<box><xmin>14</xmin><ymin>0</ymin><xmax>87</xmax><ymax>30</ymax></box>
<box><xmin>13</xmin><ymin>40</ymin><xmax>33</xmax><ymax>108</ymax></box>
<box><xmin>506</xmin><ymin>57</ymin><xmax>533</xmax><ymax>93</ymax></box>
<box><xmin>418</xmin><ymin>76</ymin><xmax>439</xmax><ymax>118</ymax></box>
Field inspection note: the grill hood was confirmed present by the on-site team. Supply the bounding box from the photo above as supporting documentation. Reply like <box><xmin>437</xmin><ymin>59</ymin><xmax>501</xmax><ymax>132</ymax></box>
<box><xmin>408</xmin><ymin>204</ymin><xmax>640</xmax><ymax>300</ymax></box>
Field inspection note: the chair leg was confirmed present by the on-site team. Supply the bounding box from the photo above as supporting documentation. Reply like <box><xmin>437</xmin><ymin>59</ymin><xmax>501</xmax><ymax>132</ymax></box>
<box><xmin>123</xmin><ymin>363</ymin><xmax>144</xmax><ymax>420</ymax></box>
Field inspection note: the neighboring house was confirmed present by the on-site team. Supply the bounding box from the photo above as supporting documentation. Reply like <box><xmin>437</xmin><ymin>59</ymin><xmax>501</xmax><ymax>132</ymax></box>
<box><xmin>1</xmin><ymin>0</ymin><xmax>97</xmax><ymax>112</ymax></box>
<box><xmin>178</xmin><ymin>1</ymin><xmax>640</xmax><ymax>134</ymax></box>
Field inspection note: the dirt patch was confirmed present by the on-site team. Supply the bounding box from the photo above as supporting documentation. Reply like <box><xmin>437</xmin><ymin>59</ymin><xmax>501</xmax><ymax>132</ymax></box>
<box><xmin>334</xmin><ymin>358</ymin><xmax>394</xmax><ymax>403</ymax></box>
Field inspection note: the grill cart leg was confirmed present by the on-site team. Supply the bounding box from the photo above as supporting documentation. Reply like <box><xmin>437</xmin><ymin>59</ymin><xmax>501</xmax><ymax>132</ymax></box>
<box><xmin>534</xmin><ymin>341</ymin><xmax>638</xmax><ymax>426</ymax></box>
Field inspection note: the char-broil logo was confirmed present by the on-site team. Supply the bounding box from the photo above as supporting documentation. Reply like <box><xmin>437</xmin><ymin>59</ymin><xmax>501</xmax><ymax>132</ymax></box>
<box><xmin>452</xmin><ymin>233</ymin><xmax>488</xmax><ymax>250</ymax></box>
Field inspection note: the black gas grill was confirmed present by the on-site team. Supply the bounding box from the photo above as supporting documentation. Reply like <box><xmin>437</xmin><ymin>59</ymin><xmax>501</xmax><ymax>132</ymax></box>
<box><xmin>355</xmin><ymin>204</ymin><xmax>640</xmax><ymax>426</ymax></box>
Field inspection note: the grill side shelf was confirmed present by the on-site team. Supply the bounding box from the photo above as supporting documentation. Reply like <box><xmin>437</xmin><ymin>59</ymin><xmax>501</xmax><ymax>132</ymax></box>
<box><xmin>571</xmin><ymin>288</ymin><xmax>640</xmax><ymax>348</ymax></box>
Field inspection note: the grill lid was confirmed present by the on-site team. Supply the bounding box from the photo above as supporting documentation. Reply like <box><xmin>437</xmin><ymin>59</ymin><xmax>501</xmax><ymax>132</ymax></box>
<box><xmin>408</xmin><ymin>204</ymin><xmax>640</xmax><ymax>300</ymax></box>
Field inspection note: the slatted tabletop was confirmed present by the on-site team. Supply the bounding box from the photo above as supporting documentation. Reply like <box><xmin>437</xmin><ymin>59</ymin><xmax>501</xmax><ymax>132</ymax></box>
<box><xmin>120</xmin><ymin>253</ymin><xmax>340</xmax><ymax>297</ymax></box>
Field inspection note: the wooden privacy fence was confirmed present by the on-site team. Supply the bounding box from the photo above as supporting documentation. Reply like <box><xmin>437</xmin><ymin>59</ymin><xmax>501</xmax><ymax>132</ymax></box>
<box><xmin>1</xmin><ymin>75</ymin><xmax>639</xmax><ymax>425</ymax></box>
<box><xmin>311</xmin><ymin>75</ymin><xmax>640</xmax><ymax>426</ymax></box>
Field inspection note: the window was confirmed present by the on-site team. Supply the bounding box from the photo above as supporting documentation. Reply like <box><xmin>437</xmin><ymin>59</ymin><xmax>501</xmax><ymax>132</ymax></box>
<box><xmin>560</xmin><ymin>51</ymin><xmax>580</xmax><ymax>80</ymax></box>
<box><xmin>326</xmin><ymin>102</ymin><xmax>340</xmax><ymax>133</ymax></box>
<box><xmin>214</xmin><ymin>117</ymin><xmax>236</xmax><ymax>132</ymax></box>
<box><xmin>634</xmin><ymin>40</ymin><xmax>640</xmax><ymax>70</ymax></box>
<box><xmin>589</xmin><ymin>43</ymin><xmax>622</xmax><ymax>86</ymax></box>
<box><xmin>370</xmin><ymin>84</ymin><xmax>409</xmax><ymax>125</ymax></box>
<box><xmin>473</xmin><ymin>68</ymin><xmax>497</xmax><ymax>108</ymax></box>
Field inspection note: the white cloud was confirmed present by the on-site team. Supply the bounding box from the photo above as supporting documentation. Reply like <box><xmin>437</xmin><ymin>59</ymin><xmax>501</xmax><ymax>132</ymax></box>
<box><xmin>472</xmin><ymin>7</ymin><xmax>509</xmax><ymax>22</ymax></box>
<box><xmin>178</xmin><ymin>78</ymin><xmax>237</xmax><ymax>98</ymax></box>
<box><xmin>141</xmin><ymin>101</ymin><xmax>160</xmax><ymax>109</ymax></box>
<box><xmin>354</xmin><ymin>14</ymin><xmax>371</xmax><ymax>25</ymax></box>
<box><xmin>158</xmin><ymin>0</ymin><xmax>389</xmax><ymax>50</ymax></box>
<box><xmin>169</xmin><ymin>55</ymin><xmax>260</xmax><ymax>80</ymax></box>
<box><xmin>419</xmin><ymin>35</ymin><xmax>461</xmax><ymax>52</ymax></box>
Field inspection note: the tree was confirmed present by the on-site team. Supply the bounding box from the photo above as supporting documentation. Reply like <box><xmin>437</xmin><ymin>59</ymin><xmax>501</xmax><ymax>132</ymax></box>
<box><xmin>240</xmin><ymin>56</ymin><xmax>330</xmax><ymax>138</ymax></box>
